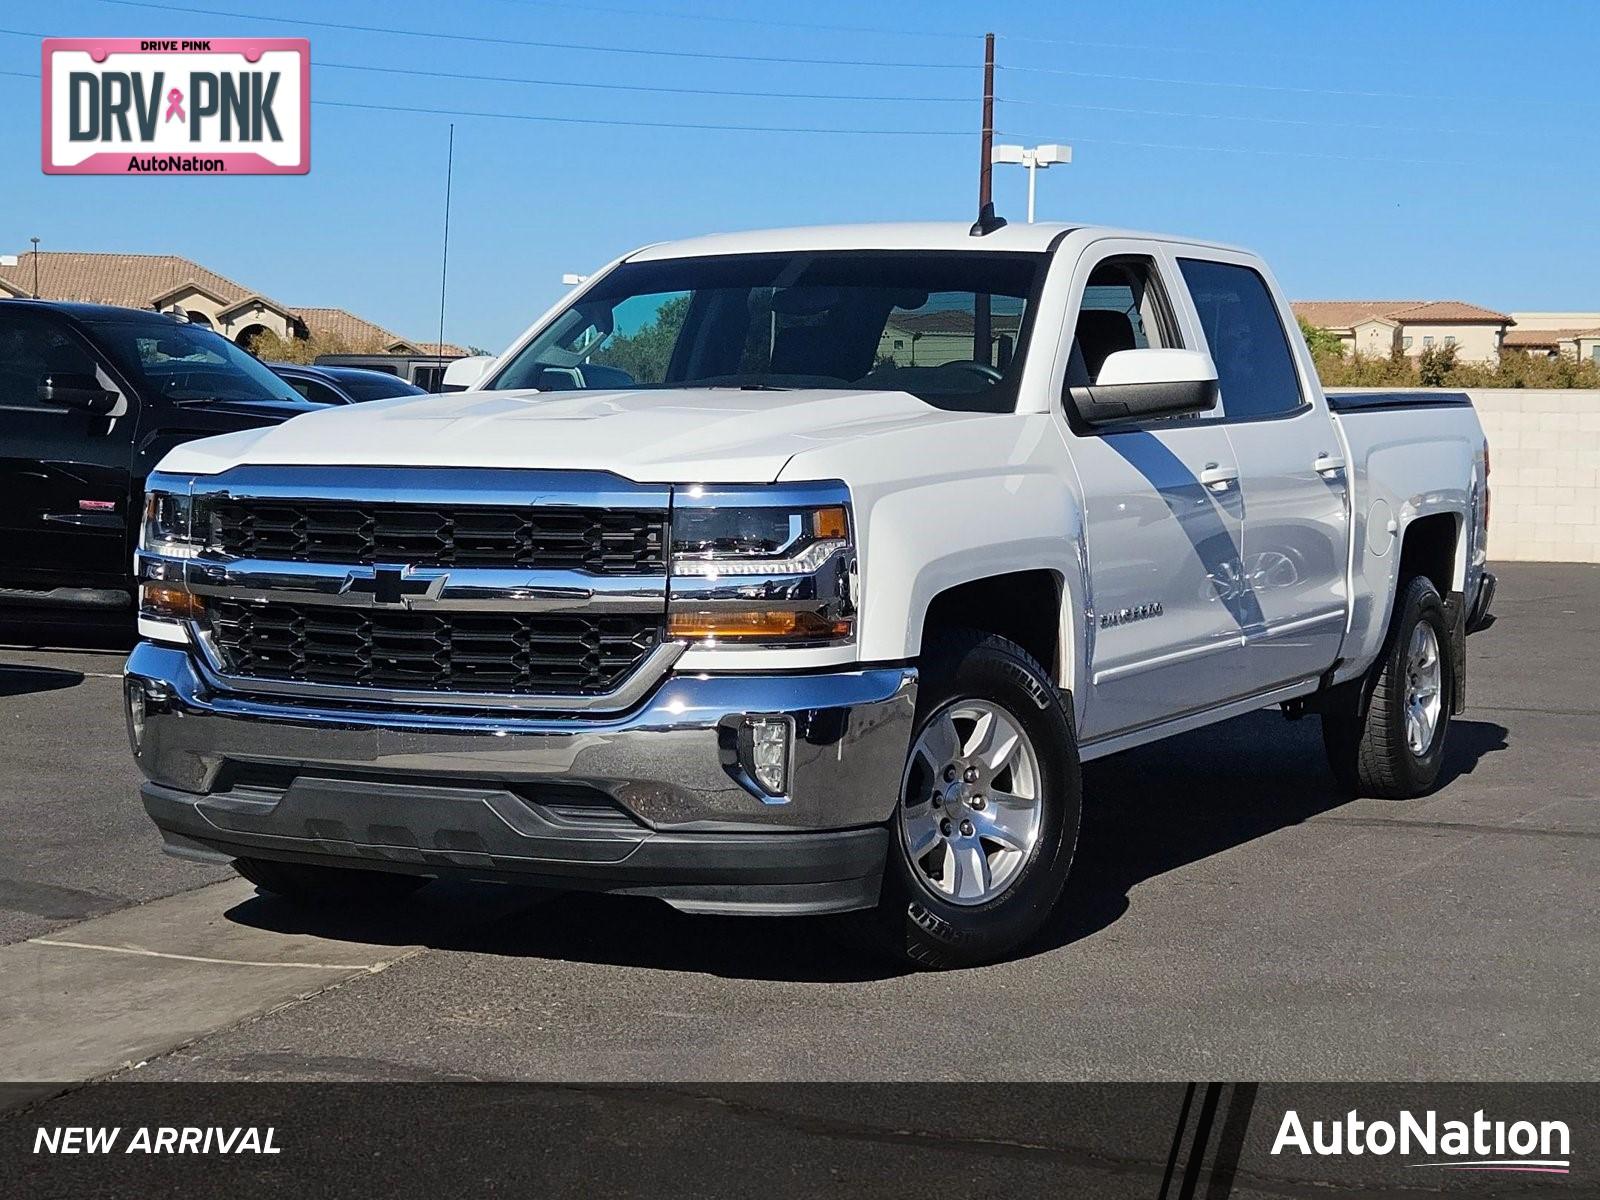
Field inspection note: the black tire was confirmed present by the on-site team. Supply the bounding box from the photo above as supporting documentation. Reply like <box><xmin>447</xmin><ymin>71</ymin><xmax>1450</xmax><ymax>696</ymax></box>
<box><xmin>233</xmin><ymin>857</ymin><xmax>428</xmax><ymax>905</ymax></box>
<box><xmin>1322</xmin><ymin>574</ymin><xmax>1454</xmax><ymax>799</ymax></box>
<box><xmin>861</xmin><ymin>630</ymin><xmax>1082</xmax><ymax>969</ymax></box>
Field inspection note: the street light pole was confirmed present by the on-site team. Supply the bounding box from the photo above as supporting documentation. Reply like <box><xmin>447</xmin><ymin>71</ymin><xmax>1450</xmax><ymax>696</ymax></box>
<box><xmin>990</xmin><ymin>144</ymin><xmax>1072</xmax><ymax>223</ymax></box>
<box><xmin>30</xmin><ymin>236</ymin><xmax>39</xmax><ymax>297</ymax></box>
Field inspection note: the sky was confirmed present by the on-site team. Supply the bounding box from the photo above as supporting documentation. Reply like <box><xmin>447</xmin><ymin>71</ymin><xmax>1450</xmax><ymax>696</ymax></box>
<box><xmin>2</xmin><ymin>0</ymin><xmax>1597</xmax><ymax>353</ymax></box>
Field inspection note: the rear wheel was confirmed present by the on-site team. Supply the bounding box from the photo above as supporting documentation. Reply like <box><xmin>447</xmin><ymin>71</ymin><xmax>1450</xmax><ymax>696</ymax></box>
<box><xmin>1322</xmin><ymin>574</ymin><xmax>1454</xmax><ymax>798</ymax></box>
<box><xmin>861</xmin><ymin>630</ymin><xmax>1081</xmax><ymax>969</ymax></box>
<box><xmin>233</xmin><ymin>857</ymin><xmax>428</xmax><ymax>904</ymax></box>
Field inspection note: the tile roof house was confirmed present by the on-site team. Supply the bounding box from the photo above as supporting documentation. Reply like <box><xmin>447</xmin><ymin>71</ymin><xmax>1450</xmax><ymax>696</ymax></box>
<box><xmin>1503</xmin><ymin>313</ymin><xmax>1600</xmax><ymax>364</ymax></box>
<box><xmin>1291</xmin><ymin>299</ymin><xmax>1514</xmax><ymax>364</ymax></box>
<box><xmin>0</xmin><ymin>251</ymin><xmax>466</xmax><ymax>358</ymax></box>
<box><xmin>876</xmin><ymin>306</ymin><xmax>1024</xmax><ymax>367</ymax></box>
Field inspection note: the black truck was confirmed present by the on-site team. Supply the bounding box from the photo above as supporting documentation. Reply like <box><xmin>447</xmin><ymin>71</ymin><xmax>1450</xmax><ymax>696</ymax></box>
<box><xmin>0</xmin><ymin>300</ymin><xmax>319</xmax><ymax>616</ymax></box>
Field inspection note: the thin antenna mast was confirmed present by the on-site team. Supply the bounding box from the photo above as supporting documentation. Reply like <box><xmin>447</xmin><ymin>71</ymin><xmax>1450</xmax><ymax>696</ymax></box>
<box><xmin>436</xmin><ymin>123</ymin><xmax>455</xmax><ymax>364</ymax></box>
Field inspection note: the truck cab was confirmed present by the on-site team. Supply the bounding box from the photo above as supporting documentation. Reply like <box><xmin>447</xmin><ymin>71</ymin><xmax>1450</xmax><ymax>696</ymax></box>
<box><xmin>0</xmin><ymin>301</ymin><xmax>317</xmax><ymax>615</ymax></box>
<box><xmin>121</xmin><ymin>223</ymin><xmax>1493</xmax><ymax>967</ymax></box>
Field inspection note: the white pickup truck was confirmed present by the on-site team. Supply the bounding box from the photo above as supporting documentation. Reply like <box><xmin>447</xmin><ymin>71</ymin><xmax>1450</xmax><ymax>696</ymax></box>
<box><xmin>125</xmin><ymin>221</ymin><xmax>1494</xmax><ymax>967</ymax></box>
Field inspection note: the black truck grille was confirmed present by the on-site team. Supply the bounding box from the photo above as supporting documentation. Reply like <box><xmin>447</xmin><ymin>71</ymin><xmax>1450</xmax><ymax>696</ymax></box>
<box><xmin>209</xmin><ymin>500</ymin><xmax>666</xmax><ymax>573</ymax></box>
<box><xmin>204</xmin><ymin>600</ymin><xmax>662</xmax><ymax>695</ymax></box>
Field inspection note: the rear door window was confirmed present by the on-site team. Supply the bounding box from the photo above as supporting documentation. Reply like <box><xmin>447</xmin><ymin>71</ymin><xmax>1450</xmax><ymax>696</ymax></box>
<box><xmin>1176</xmin><ymin>258</ymin><xmax>1305</xmax><ymax>419</ymax></box>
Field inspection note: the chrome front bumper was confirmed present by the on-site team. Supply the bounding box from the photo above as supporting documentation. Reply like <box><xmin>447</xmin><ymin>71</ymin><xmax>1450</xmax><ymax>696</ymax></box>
<box><xmin>124</xmin><ymin>643</ymin><xmax>917</xmax><ymax>914</ymax></box>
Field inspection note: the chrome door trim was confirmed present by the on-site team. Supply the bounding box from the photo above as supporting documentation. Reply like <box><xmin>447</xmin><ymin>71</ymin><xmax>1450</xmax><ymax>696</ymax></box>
<box><xmin>1243</xmin><ymin>608</ymin><xmax>1346</xmax><ymax>643</ymax></box>
<box><xmin>187</xmin><ymin>631</ymin><xmax>688</xmax><ymax>713</ymax></box>
<box><xmin>1092</xmin><ymin>633</ymin><xmax>1243</xmax><ymax>685</ymax></box>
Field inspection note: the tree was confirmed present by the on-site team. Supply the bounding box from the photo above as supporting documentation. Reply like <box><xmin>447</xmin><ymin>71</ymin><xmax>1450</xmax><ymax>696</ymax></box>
<box><xmin>589</xmin><ymin>295</ymin><xmax>691</xmax><ymax>384</ymax></box>
<box><xmin>1417</xmin><ymin>341</ymin><xmax>1457</xmax><ymax>387</ymax></box>
<box><xmin>1296</xmin><ymin>316</ymin><xmax>1345</xmax><ymax>360</ymax></box>
<box><xmin>247</xmin><ymin>328</ymin><xmax>383</xmax><ymax>364</ymax></box>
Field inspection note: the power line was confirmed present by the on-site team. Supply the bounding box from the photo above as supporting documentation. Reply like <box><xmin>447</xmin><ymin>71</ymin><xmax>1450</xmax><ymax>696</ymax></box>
<box><xmin>0</xmin><ymin>67</ymin><xmax>1479</xmax><ymax>165</ymax></box>
<box><xmin>1001</xmin><ymin>129</ymin><xmax>1469</xmax><ymax>169</ymax></box>
<box><xmin>88</xmin><ymin>0</ymin><xmax>975</xmax><ymax>69</ymax></box>
<box><xmin>997</xmin><ymin>95</ymin><xmax>1463</xmax><ymax>137</ymax></box>
<box><xmin>999</xmin><ymin>62</ymin><xmax>1435</xmax><ymax>103</ymax></box>
<box><xmin>0</xmin><ymin>28</ymin><xmax>969</xmax><ymax>102</ymax></box>
<box><xmin>314</xmin><ymin>97</ymin><xmax>969</xmax><ymax>137</ymax></box>
<box><xmin>319</xmin><ymin>59</ymin><xmax>969</xmax><ymax>104</ymax></box>
<box><xmin>481</xmin><ymin>0</ymin><xmax>983</xmax><ymax>41</ymax></box>
<box><xmin>996</xmin><ymin>30</ymin><xmax>1351</xmax><ymax>65</ymax></box>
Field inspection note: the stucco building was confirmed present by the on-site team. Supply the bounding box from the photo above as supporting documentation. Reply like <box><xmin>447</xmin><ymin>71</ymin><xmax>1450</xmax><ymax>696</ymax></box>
<box><xmin>1503</xmin><ymin>313</ymin><xmax>1600</xmax><ymax>363</ymax></box>
<box><xmin>0</xmin><ymin>250</ymin><xmax>465</xmax><ymax>356</ymax></box>
<box><xmin>1291</xmin><ymin>300</ymin><xmax>1513</xmax><ymax>364</ymax></box>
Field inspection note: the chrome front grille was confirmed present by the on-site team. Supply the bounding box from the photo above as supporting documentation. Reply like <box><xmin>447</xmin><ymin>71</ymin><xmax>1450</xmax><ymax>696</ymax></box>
<box><xmin>170</xmin><ymin>467</ymin><xmax>678</xmax><ymax>711</ymax></box>
<box><xmin>209</xmin><ymin>498</ymin><xmax>666</xmax><ymax>573</ymax></box>
<box><xmin>204</xmin><ymin>600</ymin><xmax>663</xmax><ymax>696</ymax></box>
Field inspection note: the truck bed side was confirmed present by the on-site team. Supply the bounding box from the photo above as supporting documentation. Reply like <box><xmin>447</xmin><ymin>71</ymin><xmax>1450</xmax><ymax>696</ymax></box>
<box><xmin>1327</xmin><ymin>390</ymin><xmax>1488</xmax><ymax>685</ymax></box>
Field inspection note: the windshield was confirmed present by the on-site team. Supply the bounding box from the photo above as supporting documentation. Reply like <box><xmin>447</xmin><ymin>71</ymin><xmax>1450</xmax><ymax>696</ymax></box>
<box><xmin>490</xmin><ymin>251</ymin><xmax>1048</xmax><ymax>411</ymax></box>
<box><xmin>82</xmin><ymin>318</ymin><xmax>302</xmax><ymax>403</ymax></box>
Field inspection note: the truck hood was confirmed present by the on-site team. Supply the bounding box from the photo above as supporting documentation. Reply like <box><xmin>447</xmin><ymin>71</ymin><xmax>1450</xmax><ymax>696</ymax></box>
<box><xmin>156</xmin><ymin>386</ymin><xmax>983</xmax><ymax>482</ymax></box>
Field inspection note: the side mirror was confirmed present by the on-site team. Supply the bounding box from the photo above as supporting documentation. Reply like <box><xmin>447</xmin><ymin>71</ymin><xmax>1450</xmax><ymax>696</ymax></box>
<box><xmin>1068</xmin><ymin>348</ymin><xmax>1218</xmax><ymax>427</ymax></box>
<box><xmin>38</xmin><ymin>373</ymin><xmax>122</xmax><ymax>415</ymax></box>
<box><xmin>440</xmin><ymin>355</ymin><xmax>494</xmax><ymax>392</ymax></box>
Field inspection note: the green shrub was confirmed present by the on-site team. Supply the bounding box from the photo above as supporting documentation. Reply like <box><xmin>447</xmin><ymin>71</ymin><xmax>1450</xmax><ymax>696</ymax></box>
<box><xmin>1297</xmin><ymin>318</ymin><xmax>1600</xmax><ymax>389</ymax></box>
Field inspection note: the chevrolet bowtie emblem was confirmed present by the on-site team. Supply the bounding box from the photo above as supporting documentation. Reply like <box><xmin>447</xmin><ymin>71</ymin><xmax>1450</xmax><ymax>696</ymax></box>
<box><xmin>340</xmin><ymin>566</ymin><xmax>449</xmax><ymax>607</ymax></box>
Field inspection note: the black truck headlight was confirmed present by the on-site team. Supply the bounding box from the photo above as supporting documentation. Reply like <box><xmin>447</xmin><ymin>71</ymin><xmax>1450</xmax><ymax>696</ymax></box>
<box><xmin>667</xmin><ymin>483</ymin><xmax>856</xmax><ymax>647</ymax></box>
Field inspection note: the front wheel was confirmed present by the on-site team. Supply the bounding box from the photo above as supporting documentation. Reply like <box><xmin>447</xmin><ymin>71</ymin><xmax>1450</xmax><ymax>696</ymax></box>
<box><xmin>860</xmin><ymin>631</ymin><xmax>1081</xmax><ymax>969</ymax></box>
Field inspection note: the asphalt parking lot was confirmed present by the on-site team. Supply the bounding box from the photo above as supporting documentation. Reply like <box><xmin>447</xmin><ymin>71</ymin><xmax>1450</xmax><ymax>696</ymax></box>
<box><xmin>0</xmin><ymin>561</ymin><xmax>1595</xmax><ymax>1084</ymax></box>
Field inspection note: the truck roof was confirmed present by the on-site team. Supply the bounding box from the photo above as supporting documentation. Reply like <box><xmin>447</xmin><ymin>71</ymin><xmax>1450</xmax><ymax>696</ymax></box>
<box><xmin>0</xmin><ymin>297</ymin><xmax>189</xmax><ymax>323</ymax></box>
<box><xmin>626</xmin><ymin>221</ymin><xmax>1250</xmax><ymax>261</ymax></box>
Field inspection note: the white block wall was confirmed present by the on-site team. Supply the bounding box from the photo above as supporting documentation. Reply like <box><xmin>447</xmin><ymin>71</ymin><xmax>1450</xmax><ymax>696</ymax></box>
<box><xmin>1470</xmin><ymin>390</ymin><xmax>1600</xmax><ymax>563</ymax></box>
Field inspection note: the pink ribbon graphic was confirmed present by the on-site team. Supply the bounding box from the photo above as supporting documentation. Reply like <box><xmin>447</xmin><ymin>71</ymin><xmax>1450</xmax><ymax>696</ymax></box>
<box><xmin>164</xmin><ymin>87</ymin><xmax>185</xmax><ymax>123</ymax></box>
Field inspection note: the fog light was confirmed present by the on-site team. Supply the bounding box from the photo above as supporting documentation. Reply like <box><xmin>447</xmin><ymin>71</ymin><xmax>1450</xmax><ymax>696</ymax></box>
<box><xmin>740</xmin><ymin>715</ymin><xmax>793</xmax><ymax>797</ymax></box>
<box><xmin>125</xmin><ymin>678</ymin><xmax>147</xmax><ymax>755</ymax></box>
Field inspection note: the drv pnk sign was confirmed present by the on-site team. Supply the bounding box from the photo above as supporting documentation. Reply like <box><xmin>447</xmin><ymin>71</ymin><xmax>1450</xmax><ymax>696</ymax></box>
<box><xmin>42</xmin><ymin>38</ymin><xmax>309</xmax><ymax>175</ymax></box>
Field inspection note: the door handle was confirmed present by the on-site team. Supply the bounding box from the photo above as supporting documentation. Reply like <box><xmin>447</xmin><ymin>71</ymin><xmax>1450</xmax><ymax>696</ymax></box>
<box><xmin>1199</xmin><ymin>463</ymin><xmax>1239</xmax><ymax>492</ymax></box>
<box><xmin>1314</xmin><ymin>453</ymin><xmax>1347</xmax><ymax>476</ymax></box>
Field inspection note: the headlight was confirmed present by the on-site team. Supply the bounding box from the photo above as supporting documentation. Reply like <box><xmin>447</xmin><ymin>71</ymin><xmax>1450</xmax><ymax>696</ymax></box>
<box><xmin>138</xmin><ymin>485</ymin><xmax>205</xmax><ymax>624</ymax></box>
<box><xmin>667</xmin><ymin>483</ymin><xmax>856</xmax><ymax>647</ymax></box>
<box><xmin>141</xmin><ymin>489</ymin><xmax>201</xmax><ymax>558</ymax></box>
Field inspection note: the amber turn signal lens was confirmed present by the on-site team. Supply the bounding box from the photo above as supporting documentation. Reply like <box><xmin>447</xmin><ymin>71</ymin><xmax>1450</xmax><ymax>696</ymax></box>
<box><xmin>668</xmin><ymin>609</ymin><xmax>851</xmax><ymax>642</ymax></box>
<box><xmin>812</xmin><ymin>506</ymin><xmax>848</xmax><ymax>540</ymax></box>
<box><xmin>139</xmin><ymin>583</ymin><xmax>204</xmax><ymax>620</ymax></box>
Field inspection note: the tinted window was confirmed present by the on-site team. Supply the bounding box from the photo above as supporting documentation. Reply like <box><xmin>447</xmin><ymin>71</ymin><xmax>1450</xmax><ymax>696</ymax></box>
<box><xmin>491</xmin><ymin>251</ymin><xmax>1047</xmax><ymax>412</ymax></box>
<box><xmin>336</xmin><ymin>375</ymin><xmax>426</xmax><ymax>402</ymax></box>
<box><xmin>1177</xmin><ymin>259</ymin><xmax>1303</xmax><ymax>419</ymax></box>
<box><xmin>0</xmin><ymin>313</ymin><xmax>102</xmax><ymax>412</ymax></box>
<box><xmin>81</xmin><ymin>317</ymin><xmax>300</xmax><ymax>403</ymax></box>
<box><xmin>285</xmin><ymin>377</ymin><xmax>346</xmax><ymax>405</ymax></box>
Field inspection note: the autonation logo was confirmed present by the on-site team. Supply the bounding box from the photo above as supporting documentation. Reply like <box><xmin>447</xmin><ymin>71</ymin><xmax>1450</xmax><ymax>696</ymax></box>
<box><xmin>1273</xmin><ymin>1108</ymin><xmax>1571</xmax><ymax>1175</ymax></box>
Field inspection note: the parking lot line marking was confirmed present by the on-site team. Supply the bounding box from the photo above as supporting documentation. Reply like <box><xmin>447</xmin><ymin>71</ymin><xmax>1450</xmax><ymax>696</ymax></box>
<box><xmin>30</xmin><ymin>938</ymin><xmax>383</xmax><ymax>972</ymax></box>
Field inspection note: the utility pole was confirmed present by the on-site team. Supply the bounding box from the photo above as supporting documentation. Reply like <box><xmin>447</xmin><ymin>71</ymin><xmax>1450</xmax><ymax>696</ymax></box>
<box><xmin>973</xmin><ymin>33</ymin><xmax>996</xmax><ymax>365</ymax></box>
<box><xmin>30</xmin><ymin>236</ymin><xmax>40</xmax><ymax>298</ymax></box>
<box><xmin>977</xmin><ymin>32</ymin><xmax>995</xmax><ymax>219</ymax></box>
<box><xmin>436</xmin><ymin>124</ymin><xmax>454</xmax><ymax>363</ymax></box>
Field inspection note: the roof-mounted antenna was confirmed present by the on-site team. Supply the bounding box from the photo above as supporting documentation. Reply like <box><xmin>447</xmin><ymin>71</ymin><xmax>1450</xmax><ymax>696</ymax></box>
<box><xmin>970</xmin><ymin>34</ymin><xmax>1005</xmax><ymax>237</ymax></box>
<box><xmin>970</xmin><ymin>202</ymin><xmax>1006</xmax><ymax>237</ymax></box>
